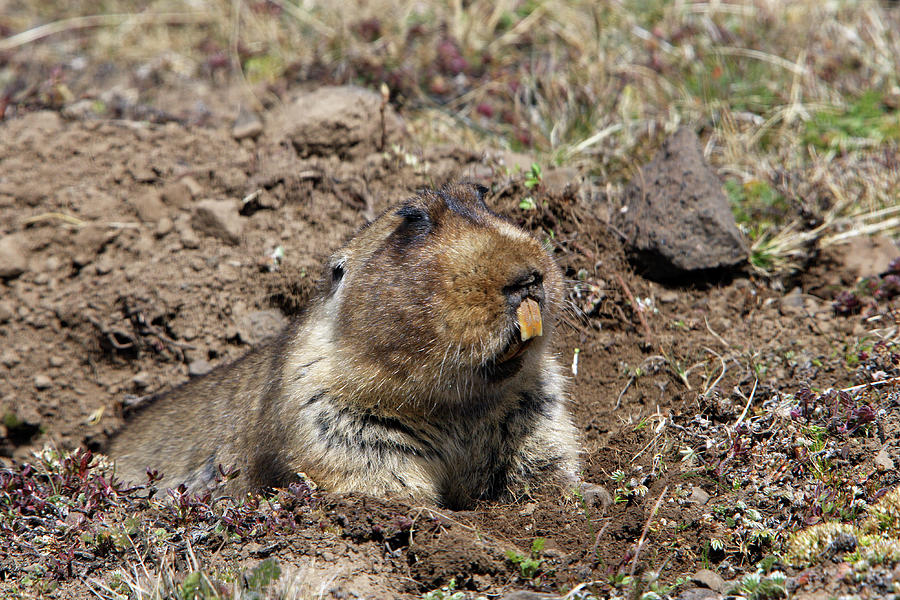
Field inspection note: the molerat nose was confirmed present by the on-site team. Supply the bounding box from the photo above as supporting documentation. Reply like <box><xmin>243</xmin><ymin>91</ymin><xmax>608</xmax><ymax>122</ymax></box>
<box><xmin>505</xmin><ymin>271</ymin><xmax>544</xmax><ymax>305</ymax></box>
<box><xmin>505</xmin><ymin>271</ymin><xmax>544</xmax><ymax>341</ymax></box>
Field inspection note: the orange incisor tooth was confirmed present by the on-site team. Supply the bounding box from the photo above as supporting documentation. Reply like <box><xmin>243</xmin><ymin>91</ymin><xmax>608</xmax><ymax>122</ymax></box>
<box><xmin>517</xmin><ymin>298</ymin><xmax>543</xmax><ymax>341</ymax></box>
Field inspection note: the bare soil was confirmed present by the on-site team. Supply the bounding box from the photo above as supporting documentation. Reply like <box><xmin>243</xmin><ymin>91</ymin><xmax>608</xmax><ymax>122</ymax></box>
<box><xmin>1</xmin><ymin>56</ymin><xmax>899</xmax><ymax>600</ymax></box>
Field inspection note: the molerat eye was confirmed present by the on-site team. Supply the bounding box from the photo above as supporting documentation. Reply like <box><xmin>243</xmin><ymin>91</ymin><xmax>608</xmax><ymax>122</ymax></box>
<box><xmin>393</xmin><ymin>205</ymin><xmax>432</xmax><ymax>242</ymax></box>
<box><xmin>332</xmin><ymin>263</ymin><xmax>344</xmax><ymax>285</ymax></box>
<box><xmin>396</xmin><ymin>205</ymin><xmax>430</xmax><ymax>224</ymax></box>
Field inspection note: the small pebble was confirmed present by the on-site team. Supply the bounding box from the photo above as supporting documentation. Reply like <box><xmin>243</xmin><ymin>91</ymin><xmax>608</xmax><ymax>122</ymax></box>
<box><xmin>34</xmin><ymin>374</ymin><xmax>52</xmax><ymax>389</ymax></box>
<box><xmin>0</xmin><ymin>300</ymin><xmax>13</xmax><ymax>323</ymax></box>
<box><xmin>160</xmin><ymin>180</ymin><xmax>193</xmax><ymax>209</ymax></box>
<box><xmin>156</xmin><ymin>216</ymin><xmax>174</xmax><ymax>238</ymax></box>
<box><xmin>1</xmin><ymin>350</ymin><xmax>21</xmax><ymax>367</ymax></box>
<box><xmin>132</xmin><ymin>371</ymin><xmax>152</xmax><ymax>388</ymax></box>
<box><xmin>875</xmin><ymin>448</ymin><xmax>895</xmax><ymax>472</ymax></box>
<box><xmin>688</xmin><ymin>486</ymin><xmax>711</xmax><ymax>505</ymax></box>
<box><xmin>188</xmin><ymin>359</ymin><xmax>213</xmax><ymax>377</ymax></box>
<box><xmin>232</xmin><ymin>107</ymin><xmax>264</xmax><ymax>140</ymax></box>
<box><xmin>179</xmin><ymin>225</ymin><xmax>201</xmax><ymax>249</ymax></box>
<box><xmin>691</xmin><ymin>568</ymin><xmax>727</xmax><ymax>592</ymax></box>
<box><xmin>181</xmin><ymin>176</ymin><xmax>204</xmax><ymax>198</ymax></box>
<box><xmin>0</xmin><ymin>234</ymin><xmax>27</xmax><ymax>279</ymax></box>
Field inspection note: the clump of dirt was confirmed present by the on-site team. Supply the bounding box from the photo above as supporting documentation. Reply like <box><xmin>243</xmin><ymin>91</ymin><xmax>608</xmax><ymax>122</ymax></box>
<box><xmin>614</xmin><ymin>127</ymin><xmax>748</xmax><ymax>279</ymax></box>
<box><xmin>272</xmin><ymin>86</ymin><xmax>405</xmax><ymax>158</ymax></box>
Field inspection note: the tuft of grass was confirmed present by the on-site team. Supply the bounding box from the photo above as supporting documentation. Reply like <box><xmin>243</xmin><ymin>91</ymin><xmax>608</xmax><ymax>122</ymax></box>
<box><xmin>87</xmin><ymin>556</ymin><xmax>331</xmax><ymax>600</ymax></box>
<box><xmin>803</xmin><ymin>90</ymin><xmax>900</xmax><ymax>151</ymax></box>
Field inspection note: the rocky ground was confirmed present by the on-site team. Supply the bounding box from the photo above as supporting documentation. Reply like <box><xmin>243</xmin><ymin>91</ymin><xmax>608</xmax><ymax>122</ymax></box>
<box><xmin>2</xmin><ymin>2</ymin><xmax>900</xmax><ymax>599</ymax></box>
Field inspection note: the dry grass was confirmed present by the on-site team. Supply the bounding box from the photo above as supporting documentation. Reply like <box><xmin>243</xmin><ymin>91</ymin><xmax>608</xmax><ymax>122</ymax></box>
<box><xmin>84</xmin><ymin>555</ymin><xmax>332</xmax><ymax>600</ymax></box>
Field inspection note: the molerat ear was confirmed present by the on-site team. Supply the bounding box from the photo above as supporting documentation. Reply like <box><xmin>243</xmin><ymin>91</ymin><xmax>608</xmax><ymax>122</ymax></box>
<box><xmin>472</xmin><ymin>183</ymin><xmax>490</xmax><ymax>199</ymax></box>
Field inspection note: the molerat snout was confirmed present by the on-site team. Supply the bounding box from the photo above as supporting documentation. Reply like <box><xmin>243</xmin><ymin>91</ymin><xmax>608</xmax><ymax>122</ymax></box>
<box><xmin>504</xmin><ymin>270</ymin><xmax>544</xmax><ymax>306</ymax></box>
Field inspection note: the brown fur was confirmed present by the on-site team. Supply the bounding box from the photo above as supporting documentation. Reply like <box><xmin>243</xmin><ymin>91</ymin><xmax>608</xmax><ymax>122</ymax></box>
<box><xmin>109</xmin><ymin>183</ymin><xmax>580</xmax><ymax>508</ymax></box>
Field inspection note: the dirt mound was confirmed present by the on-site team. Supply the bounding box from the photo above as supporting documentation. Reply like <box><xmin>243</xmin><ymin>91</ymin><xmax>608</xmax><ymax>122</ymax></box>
<box><xmin>1</xmin><ymin>78</ymin><xmax>897</xmax><ymax>599</ymax></box>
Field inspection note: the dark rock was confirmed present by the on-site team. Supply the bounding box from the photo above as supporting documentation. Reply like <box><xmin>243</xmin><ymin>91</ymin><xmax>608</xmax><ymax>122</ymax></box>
<box><xmin>192</xmin><ymin>199</ymin><xmax>243</xmax><ymax>245</ymax></box>
<box><xmin>275</xmin><ymin>86</ymin><xmax>404</xmax><ymax>158</ymax></box>
<box><xmin>0</xmin><ymin>409</ymin><xmax>41</xmax><ymax>445</ymax></box>
<box><xmin>615</xmin><ymin>128</ymin><xmax>747</xmax><ymax>279</ymax></box>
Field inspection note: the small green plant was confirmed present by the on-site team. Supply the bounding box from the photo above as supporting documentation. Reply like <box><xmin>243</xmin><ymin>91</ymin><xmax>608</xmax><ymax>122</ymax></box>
<box><xmin>756</xmin><ymin>553</ymin><xmax>779</xmax><ymax>573</ymax></box>
<box><xmin>421</xmin><ymin>578</ymin><xmax>468</xmax><ymax>600</ymax></box>
<box><xmin>518</xmin><ymin>196</ymin><xmax>536</xmax><ymax>210</ymax></box>
<box><xmin>178</xmin><ymin>571</ymin><xmax>219</xmax><ymax>599</ymax></box>
<box><xmin>611</xmin><ymin>470</ymin><xmax>648</xmax><ymax>504</ymax></box>
<box><xmin>644</xmin><ymin>575</ymin><xmax>690</xmax><ymax>598</ymax></box>
<box><xmin>607</xmin><ymin>571</ymin><xmax>633</xmax><ymax>588</ymax></box>
<box><xmin>729</xmin><ymin>570</ymin><xmax>787</xmax><ymax>600</ymax></box>
<box><xmin>725</xmin><ymin>179</ymin><xmax>788</xmax><ymax>228</ymax></box>
<box><xmin>524</xmin><ymin>163</ymin><xmax>542</xmax><ymax>189</ymax></box>
<box><xmin>244</xmin><ymin>558</ymin><xmax>282</xmax><ymax>595</ymax></box>
<box><xmin>505</xmin><ymin>537</ymin><xmax>546</xmax><ymax>579</ymax></box>
<box><xmin>679</xmin><ymin>446</ymin><xmax>701</xmax><ymax>466</ymax></box>
<box><xmin>242</xmin><ymin>53</ymin><xmax>285</xmax><ymax>84</ymax></box>
<box><xmin>663</xmin><ymin>353</ymin><xmax>690</xmax><ymax>389</ymax></box>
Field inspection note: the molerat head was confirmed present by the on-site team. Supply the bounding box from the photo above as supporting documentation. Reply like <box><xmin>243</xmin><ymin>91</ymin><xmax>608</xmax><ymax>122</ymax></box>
<box><xmin>325</xmin><ymin>183</ymin><xmax>563</xmax><ymax>410</ymax></box>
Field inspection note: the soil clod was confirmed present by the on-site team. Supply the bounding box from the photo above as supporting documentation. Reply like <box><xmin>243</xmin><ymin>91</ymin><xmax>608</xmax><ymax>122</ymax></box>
<box><xmin>615</xmin><ymin>127</ymin><xmax>748</xmax><ymax>279</ymax></box>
